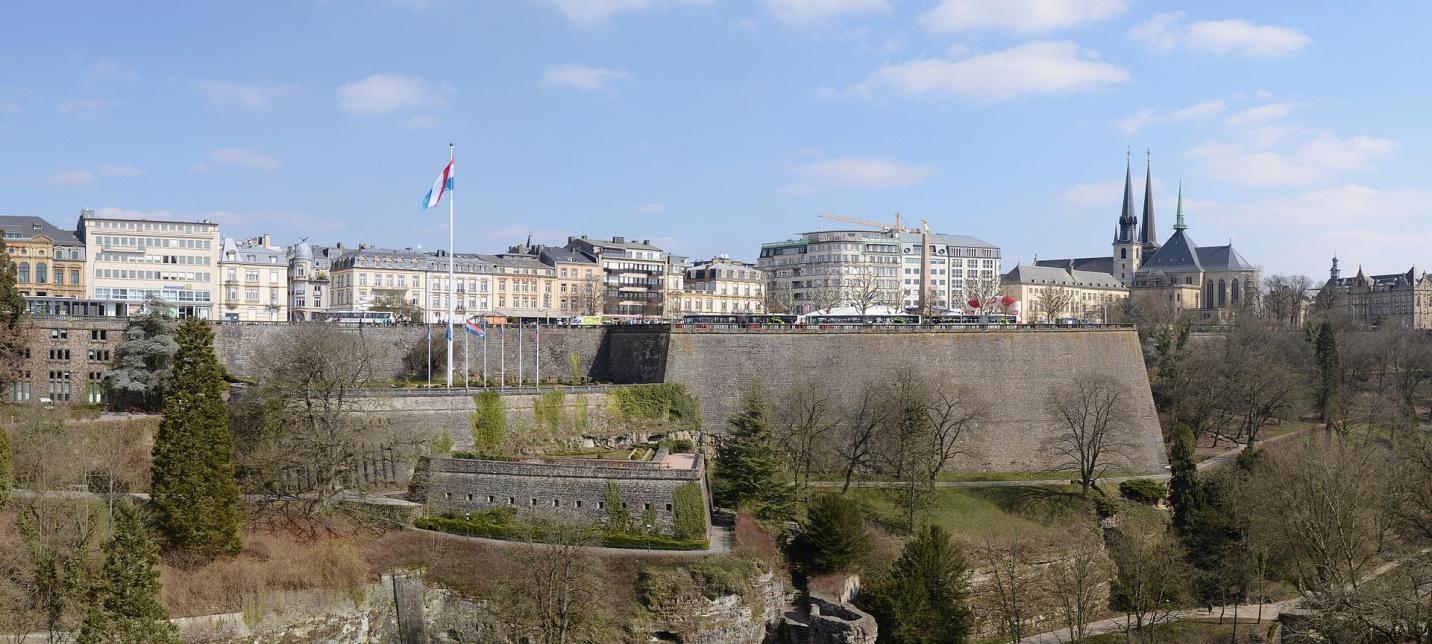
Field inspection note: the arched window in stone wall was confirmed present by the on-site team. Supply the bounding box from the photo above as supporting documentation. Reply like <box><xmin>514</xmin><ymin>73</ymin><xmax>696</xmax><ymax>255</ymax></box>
<box><xmin>1231</xmin><ymin>279</ymin><xmax>1240</xmax><ymax>303</ymax></box>
<box><xmin>1205</xmin><ymin>280</ymin><xmax>1214</xmax><ymax>310</ymax></box>
<box><xmin>1218</xmin><ymin>279</ymin><xmax>1227</xmax><ymax>308</ymax></box>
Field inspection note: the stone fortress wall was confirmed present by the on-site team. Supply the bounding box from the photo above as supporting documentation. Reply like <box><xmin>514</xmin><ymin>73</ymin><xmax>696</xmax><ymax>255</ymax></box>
<box><xmin>213</xmin><ymin>323</ymin><xmax>1169</xmax><ymax>475</ymax></box>
<box><xmin>410</xmin><ymin>455</ymin><xmax>704</xmax><ymax>529</ymax></box>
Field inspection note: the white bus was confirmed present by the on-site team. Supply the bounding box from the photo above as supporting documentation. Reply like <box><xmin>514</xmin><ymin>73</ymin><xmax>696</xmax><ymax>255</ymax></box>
<box><xmin>320</xmin><ymin>311</ymin><xmax>395</xmax><ymax>326</ymax></box>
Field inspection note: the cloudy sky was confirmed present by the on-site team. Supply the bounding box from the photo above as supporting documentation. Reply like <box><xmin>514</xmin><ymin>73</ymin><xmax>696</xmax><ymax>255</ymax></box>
<box><xmin>2</xmin><ymin>1</ymin><xmax>1427</xmax><ymax>278</ymax></box>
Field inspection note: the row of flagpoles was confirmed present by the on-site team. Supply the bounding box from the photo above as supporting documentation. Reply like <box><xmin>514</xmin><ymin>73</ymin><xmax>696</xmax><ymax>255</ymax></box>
<box><xmin>425</xmin><ymin>320</ymin><xmax>542</xmax><ymax>390</ymax></box>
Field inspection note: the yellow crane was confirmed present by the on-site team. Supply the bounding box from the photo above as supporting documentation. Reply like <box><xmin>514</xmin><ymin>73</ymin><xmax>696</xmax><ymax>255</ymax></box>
<box><xmin>817</xmin><ymin>212</ymin><xmax>917</xmax><ymax>234</ymax></box>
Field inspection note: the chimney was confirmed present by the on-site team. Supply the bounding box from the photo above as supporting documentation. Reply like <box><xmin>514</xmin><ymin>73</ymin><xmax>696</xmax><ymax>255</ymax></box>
<box><xmin>613</xmin><ymin>236</ymin><xmax>625</xmax><ymax>243</ymax></box>
<box><xmin>335</xmin><ymin>242</ymin><xmax>344</xmax><ymax>249</ymax></box>
<box><xmin>261</xmin><ymin>234</ymin><xmax>272</xmax><ymax>248</ymax></box>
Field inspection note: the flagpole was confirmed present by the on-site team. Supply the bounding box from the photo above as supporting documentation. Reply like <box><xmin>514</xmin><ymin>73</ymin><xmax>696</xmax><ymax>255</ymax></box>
<box><xmin>426</xmin><ymin>322</ymin><xmax>432</xmax><ymax>388</ymax></box>
<box><xmin>445</xmin><ymin>143</ymin><xmax>455</xmax><ymax>388</ymax></box>
<box><xmin>518</xmin><ymin>323</ymin><xmax>524</xmax><ymax>388</ymax></box>
<box><xmin>464</xmin><ymin>320</ymin><xmax>470</xmax><ymax>391</ymax></box>
<box><xmin>534</xmin><ymin>323</ymin><xmax>540</xmax><ymax>386</ymax></box>
<box><xmin>499</xmin><ymin>323</ymin><xmax>506</xmax><ymax>391</ymax></box>
<box><xmin>482</xmin><ymin>321</ymin><xmax>488</xmax><ymax>388</ymax></box>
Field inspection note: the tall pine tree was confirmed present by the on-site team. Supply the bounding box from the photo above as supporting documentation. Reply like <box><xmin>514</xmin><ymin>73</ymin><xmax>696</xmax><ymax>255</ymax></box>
<box><xmin>150</xmin><ymin>317</ymin><xmax>242</xmax><ymax>557</ymax></box>
<box><xmin>0</xmin><ymin>235</ymin><xmax>28</xmax><ymax>395</ymax></box>
<box><xmin>858</xmin><ymin>524</ymin><xmax>973</xmax><ymax>643</ymax></box>
<box><xmin>77</xmin><ymin>501</ymin><xmax>178</xmax><ymax>643</ymax></box>
<box><xmin>1168</xmin><ymin>424</ymin><xmax>1199</xmax><ymax>535</ymax></box>
<box><xmin>711</xmin><ymin>388</ymin><xmax>795</xmax><ymax>521</ymax></box>
<box><xmin>1314</xmin><ymin>321</ymin><xmax>1340</xmax><ymax>424</ymax></box>
<box><xmin>0</xmin><ymin>424</ymin><xmax>11</xmax><ymax>510</ymax></box>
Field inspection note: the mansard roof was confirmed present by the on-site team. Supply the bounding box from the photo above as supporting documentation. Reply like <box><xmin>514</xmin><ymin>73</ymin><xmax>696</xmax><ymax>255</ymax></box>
<box><xmin>1003</xmin><ymin>264</ymin><xmax>1124</xmax><ymax>289</ymax></box>
<box><xmin>1035</xmin><ymin>256</ymin><xmax>1114</xmax><ymax>275</ymax></box>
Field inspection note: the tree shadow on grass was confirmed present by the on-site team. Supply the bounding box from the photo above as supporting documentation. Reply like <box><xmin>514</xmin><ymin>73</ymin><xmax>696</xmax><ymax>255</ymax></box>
<box><xmin>967</xmin><ymin>486</ymin><xmax>1088</xmax><ymax>526</ymax></box>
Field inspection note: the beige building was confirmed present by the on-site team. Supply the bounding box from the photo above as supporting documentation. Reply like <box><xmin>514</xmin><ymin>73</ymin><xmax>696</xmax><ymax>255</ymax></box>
<box><xmin>1001</xmin><ymin>264</ymin><xmax>1128</xmax><ymax>323</ymax></box>
<box><xmin>0</xmin><ymin>216</ymin><xmax>86</xmax><ymax>299</ymax></box>
<box><xmin>218</xmin><ymin>236</ymin><xmax>288</xmax><ymax>321</ymax></box>
<box><xmin>287</xmin><ymin>241</ymin><xmax>342</xmax><ymax>321</ymax></box>
<box><xmin>677</xmin><ymin>256</ymin><xmax>765</xmax><ymax>316</ymax></box>
<box><xmin>564</xmin><ymin>236</ymin><xmax>668</xmax><ymax>319</ymax></box>
<box><xmin>76</xmin><ymin>209</ymin><xmax>221</xmax><ymax>319</ymax></box>
<box><xmin>329</xmin><ymin>246</ymin><xmax>566</xmax><ymax>323</ymax></box>
<box><xmin>1324</xmin><ymin>258</ymin><xmax>1432</xmax><ymax>329</ymax></box>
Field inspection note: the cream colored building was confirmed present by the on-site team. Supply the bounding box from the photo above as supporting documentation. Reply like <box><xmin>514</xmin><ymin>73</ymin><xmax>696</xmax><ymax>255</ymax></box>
<box><xmin>76</xmin><ymin>209</ymin><xmax>221</xmax><ymax>319</ymax></box>
<box><xmin>677</xmin><ymin>256</ymin><xmax>765</xmax><ymax>315</ymax></box>
<box><xmin>329</xmin><ymin>247</ymin><xmax>567</xmax><ymax>323</ymax></box>
<box><xmin>0</xmin><ymin>216</ymin><xmax>86</xmax><ymax>299</ymax></box>
<box><xmin>218</xmin><ymin>236</ymin><xmax>287</xmax><ymax>321</ymax></box>
<box><xmin>1001</xmin><ymin>264</ymin><xmax>1128</xmax><ymax>323</ymax></box>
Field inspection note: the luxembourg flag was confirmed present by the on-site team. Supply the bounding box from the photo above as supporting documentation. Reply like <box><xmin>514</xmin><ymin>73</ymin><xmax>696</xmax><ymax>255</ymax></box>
<box><xmin>421</xmin><ymin>159</ymin><xmax>454</xmax><ymax>210</ymax></box>
<box><xmin>465</xmin><ymin>319</ymin><xmax>485</xmax><ymax>337</ymax></box>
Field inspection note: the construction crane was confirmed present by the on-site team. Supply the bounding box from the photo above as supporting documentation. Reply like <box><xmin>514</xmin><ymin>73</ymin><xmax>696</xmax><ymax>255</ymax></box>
<box><xmin>817</xmin><ymin>212</ymin><xmax>917</xmax><ymax>234</ymax></box>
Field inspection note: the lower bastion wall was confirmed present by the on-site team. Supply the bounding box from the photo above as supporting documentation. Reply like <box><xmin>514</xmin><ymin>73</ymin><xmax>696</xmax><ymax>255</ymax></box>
<box><xmin>413</xmin><ymin>455</ymin><xmax>703</xmax><ymax>529</ymax></box>
<box><xmin>661</xmin><ymin>328</ymin><xmax>1169</xmax><ymax>474</ymax></box>
<box><xmin>344</xmin><ymin>390</ymin><xmax>622</xmax><ymax>450</ymax></box>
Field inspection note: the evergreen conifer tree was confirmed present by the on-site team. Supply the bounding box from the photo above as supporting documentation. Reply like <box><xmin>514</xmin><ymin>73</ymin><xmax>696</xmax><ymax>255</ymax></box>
<box><xmin>0</xmin><ymin>235</ymin><xmax>29</xmax><ymax>394</ymax></box>
<box><xmin>150</xmin><ymin>317</ymin><xmax>242</xmax><ymax>557</ymax></box>
<box><xmin>857</xmin><ymin>524</ymin><xmax>972</xmax><ymax>643</ymax></box>
<box><xmin>0</xmin><ymin>424</ymin><xmax>11</xmax><ymax>510</ymax></box>
<box><xmin>1314</xmin><ymin>321</ymin><xmax>1340</xmax><ymax>423</ymax></box>
<box><xmin>1168</xmin><ymin>424</ymin><xmax>1199</xmax><ymax>535</ymax></box>
<box><xmin>711</xmin><ymin>388</ymin><xmax>795</xmax><ymax>521</ymax></box>
<box><xmin>799</xmin><ymin>493</ymin><xmax>871</xmax><ymax>575</ymax></box>
<box><xmin>77</xmin><ymin>501</ymin><xmax>178</xmax><ymax>644</ymax></box>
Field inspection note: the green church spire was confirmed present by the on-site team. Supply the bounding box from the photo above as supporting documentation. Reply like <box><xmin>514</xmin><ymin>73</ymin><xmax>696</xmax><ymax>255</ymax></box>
<box><xmin>1174</xmin><ymin>180</ymin><xmax>1187</xmax><ymax>231</ymax></box>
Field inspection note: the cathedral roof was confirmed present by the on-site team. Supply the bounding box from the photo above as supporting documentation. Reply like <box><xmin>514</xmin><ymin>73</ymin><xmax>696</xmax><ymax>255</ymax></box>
<box><xmin>1137</xmin><ymin>229</ymin><xmax>1203</xmax><ymax>273</ymax></box>
<box><xmin>1195</xmin><ymin>245</ymin><xmax>1255</xmax><ymax>271</ymax></box>
<box><xmin>1035</xmin><ymin>257</ymin><xmax>1115</xmax><ymax>274</ymax></box>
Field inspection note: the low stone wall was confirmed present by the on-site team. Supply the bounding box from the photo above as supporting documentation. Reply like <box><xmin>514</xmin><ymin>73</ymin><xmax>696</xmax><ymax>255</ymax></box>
<box><xmin>416</xmin><ymin>455</ymin><xmax>703</xmax><ymax>529</ymax></box>
<box><xmin>346</xmin><ymin>389</ymin><xmax>621</xmax><ymax>450</ymax></box>
<box><xmin>784</xmin><ymin>593</ymin><xmax>879</xmax><ymax>644</ymax></box>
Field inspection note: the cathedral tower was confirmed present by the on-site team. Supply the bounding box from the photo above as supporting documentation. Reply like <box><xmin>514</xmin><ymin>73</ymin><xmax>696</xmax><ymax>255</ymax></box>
<box><xmin>1112</xmin><ymin>155</ymin><xmax>1141</xmax><ymax>285</ymax></box>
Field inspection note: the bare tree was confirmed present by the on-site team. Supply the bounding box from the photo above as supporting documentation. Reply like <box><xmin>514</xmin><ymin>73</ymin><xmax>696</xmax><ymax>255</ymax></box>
<box><xmin>1260</xmin><ymin>274</ymin><xmax>1312</xmax><ymax>327</ymax></box>
<box><xmin>975</xmin><ymin>534</ymin><xmax>1045</xmax><ymax>643</ymax></box>
<box><xmin>1036</xmin><ymin>285</ymin><xmax>1078</xmax><ymax>323</ymax></box>
<box><xmin>808</xmin><ymin>272</ymin><xmax>846</xmax><ymax>313</ymax></box>
<box><xmin>964</xmin><ymin>275</ymin><xmax>1006</xmax><ymax>316</ymax></box>
<box><xmin>921</xmin><ymin>385</ymin><xmax>984</xmax><ymax>481</ymax></box>
<box><xmin>1109</xmin><ymin>528</ymin><xmax>1192</xmax><ymax>644</ymax></box>
<box><xmin>835</xmin><ymin>383</ymin><xmax>886</xmax><ymax>492</ymax></box>
<box><xmin>844</xmin><ymin>265</ymin><xmax>898</xmax><ymax>315</ymax></box>
<box><xmin>1044</xmin><ymin>527</ymin><xmax>1115</xmax><ymax>642</ymax></box>
<box><xmin>233</xmin><ymin>325</ymin><xmax>406</xmax><ymax>516</ymax></box>
<box><xmin>773</xmin><ymin>378</ymin><xmax>841</xmax><ymax>497</ymax></box>
<box><xmin>1043</xmin><ymin>376</ymin><xmax>1132</xmax><ymax>497</ymax></box>
<box><xmin>493</xmin><ymin>522</ymin><xmax>605</xmax><ymax>644</ymax></box>
<box><xmin>573</xmin><ymin>274</ymin><xmax>607</xmax><ymax>316</ymax></box>
<box><xmin>762</xmin><ymin>281</ymin><xmax>793</xmax><ymax>315</ymax></box>
<box><xmin>1221</xmin><ymin>320</ymin><xmax>1309</xmax><ymax>447</ymax></box>
<box><xmin>371</xmin><ymin>292</ymin><xmax>423</xmax><ymax>324</ymax></box>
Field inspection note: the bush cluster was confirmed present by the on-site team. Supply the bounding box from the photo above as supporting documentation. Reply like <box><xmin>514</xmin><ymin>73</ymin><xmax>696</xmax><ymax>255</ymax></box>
<box><xmin>1118</xmin><ymin>478</ymin><xmax>1168</xmax><ymax>505</ymax></box>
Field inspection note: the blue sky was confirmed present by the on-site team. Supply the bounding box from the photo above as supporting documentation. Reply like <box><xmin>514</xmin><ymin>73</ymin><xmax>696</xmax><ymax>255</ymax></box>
<box><xmin>2</xmin><ymin>0</ymin><xmax>1428</xmax><ymax>278</ymax></box>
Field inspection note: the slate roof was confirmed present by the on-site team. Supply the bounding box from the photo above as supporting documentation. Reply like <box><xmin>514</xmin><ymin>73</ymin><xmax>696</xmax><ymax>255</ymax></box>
<box><xmin>1137</xmin><ymin>229</ymin><xmax>1203</xmax><ymax>273</ymax></box>
<box><xmin>1194</xmin><ymin>245</ymin><xmax>1255</xmax><ymax>271</ymax></box>
<box><xmin>1003</xmin><ymin>264</ymin><xmax>1125</xmax><ymax>289</ymax></box>
<box><xmin>1035</xmin><ymin>257</ymin><xmax>1115</xmax><ymax>275</ymax></box>
<box><xmin>0</xmin><ymin>216</ymin><xmax>82</xmax><ymax>246</ymax></box>
<box><xmin>895</xmin><ymin>231</ymin><xmax>999</xmax><ymax>250</ymax></box>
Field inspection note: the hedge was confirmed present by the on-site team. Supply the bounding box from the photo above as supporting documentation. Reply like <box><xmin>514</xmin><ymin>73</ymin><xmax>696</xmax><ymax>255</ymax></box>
<box><xmin>1118</xmin><ymin>478</ymin><xmax>1168</xmax><ymax>505</ymax></box>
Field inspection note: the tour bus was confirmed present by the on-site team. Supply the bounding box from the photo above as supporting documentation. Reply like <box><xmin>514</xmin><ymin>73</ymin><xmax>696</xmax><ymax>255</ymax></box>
<box><xmin>320</xmin><ymin>311</ymin><xmax>395</xmax><ymax>326</ymax></box>
<box><xmin>679</xmin><ymin>314</ymin><xmax>797</xmax><ymax>326</ymax></box>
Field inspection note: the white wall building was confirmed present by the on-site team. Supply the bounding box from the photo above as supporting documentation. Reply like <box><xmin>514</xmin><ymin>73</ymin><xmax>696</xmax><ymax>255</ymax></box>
<box><xmin>218</xmin><ymin>236</ymin><xmax>288</xmax><ymax>321</ymax></box>
<box><xmin>76</xmin><ymin>209</ymin><xmax>221</xmax><ymax>319</ymax></box>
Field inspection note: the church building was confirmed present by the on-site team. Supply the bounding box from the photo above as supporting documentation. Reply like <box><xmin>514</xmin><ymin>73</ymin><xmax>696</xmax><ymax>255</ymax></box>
<box><xmin>1030</xmin><ymin>156</ymin><xmax>1259</xmax><ymax>322</ymax></box>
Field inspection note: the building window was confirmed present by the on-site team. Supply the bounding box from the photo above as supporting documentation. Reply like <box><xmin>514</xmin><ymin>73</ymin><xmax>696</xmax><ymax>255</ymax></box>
<box><xmin>17</xmin><ymin>262</ymin><xmax>28</xmax><ymax>283</ymax></box>
<box><xmin>50</xmin><ymin>328</ymin><xmax>67</xmax><ymax>340</ymax></box>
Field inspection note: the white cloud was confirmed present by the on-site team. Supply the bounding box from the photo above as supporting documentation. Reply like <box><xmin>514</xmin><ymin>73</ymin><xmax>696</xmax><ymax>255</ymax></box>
<box><xmin>98</xmin><ymin>164</ymin><xmax>142</xmax><ymax>177</ymax></box>
<box><xmin>542</xmin><ymin>64</ymin><xmax>633</xmax><ymax>91</ymax></box>
<box><xmin>404</xmin><ymin>114</ymin><xmax>441</xmax><ymax>129</ymax></box>
<box><xmin>1114</xmin><ymin>99</ymin><xmax>1225</xmax><ymax>134</ymax></box>
<box><xmin>852</xmin><ymin>41</ymin><xmax>1127</xmax><ymax>102</ymax></box>
<box><xmin>1249</xmin><ymin>185</ymin><xmax>1432</xmax><ymax>227</ymax></box>
<box><xmin>1060</xmin><ymin>177</ymin><xmax>1163</xmax><ymax>206</ymax></box>
<box><xmin>337</xmin><ymin>74</ymin><xmax>439</xmax><ymax>115</ymax></box>
<box><xmin>636</xmin><ymin>202</ymin><xmax>667</xmax><ymax>213</ymax></box>
<box><xmin>1187</xmin><ymin>133</ymin><xmax>1395</xmax><ymax>186</ymax></box>
<box><xmin>56</xmin><ymin>98</ymin><xmax>113</xmax><ymax>116</ymax></box>
<box><xmin>783</xmin><ymin>156</ymin><xmax>939</xmax><ymax>193</ymax></box>
<box><xmin>920</xmin><ymin>0</ymin><xmax>1125</xmax><ymax>34</ymax></box>
<box><xmin>1131</xmin><ymin>13</ymin><xmax>1309</xmax><ymax>58</ymax></box>
<box><xmin>546</xmin><ymin>0</ymin><xmax>712</xmax><ymax>26</ymax></box>
<box><xmin>200</xmin><ymin>148</ymin><xmax>281</xmax><ymax>172</ymax></box>
<box><xmin>46</xmin><ymin>169</ymin><xmax>94</xmax><ymax>186</ymax></box>
<box><xmin>80</xmin><ymin>60</ymin><xmax>137</xmax><ymax>84</ymax></box>
<box><xmin>193</xmin><ymin>81</ymin><xmax>292</xmax><ymax>110</ymax></box>
<box><xmin>764</xmin><ymin>0</ymin><xmax>889</xmax><ymax>25</ymax></box>
<box><xmin>1224</xmin><ymin>101</ymin><xmax>1293</xmax><ymax>126</ymax></box>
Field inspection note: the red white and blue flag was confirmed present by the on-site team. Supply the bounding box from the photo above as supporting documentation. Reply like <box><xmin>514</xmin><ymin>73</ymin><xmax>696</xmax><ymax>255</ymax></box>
<box><xmin>422</xmin><ymin>160</ymin><xmax>454</xmax><ymax>210</ymax></box>
<box><xmin>465</xmin><ymin>319</ymin><xmax>485</xmax><ymax>337</ymax></box>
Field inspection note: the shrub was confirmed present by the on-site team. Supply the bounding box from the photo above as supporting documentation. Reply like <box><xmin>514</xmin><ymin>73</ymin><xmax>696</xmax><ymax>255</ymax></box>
<box><xmin>428</xmin><ymin>430</ymin><xmax>453</xmax><ymax>455</ymax></box>
<box><xmin>672</xmin><ymin>483</ymin><xmax>706</xmax><ymax>541</ymax></box>
<box><xmin>471</xmin><ymin>391</ymin><xmax>506</xmax><ymax>457</ymax></box>
<box><xmin>533</xmin><ymin>390</ymin><xmax>566</xmax><ymax>436</ymax></box>
<box><xmin>1093</xmin><ymin>495</ymin><xmax>1120</xmax><ymax>518</ymax></box>
<box><xmin>1118</xmin><ymin>478</ymin><xmax>1168</xmax><ymax>505</ymax></box>
<box><xmin>0</xmin><ymin>424</ymin><xmax>11</xmax><ymax>509</ymax></box>
<box><xmin>568</xmin><ymin>353</ymin><xmax>583</xmax><ymax>384</ymax></box>
<box><xmin>610</xmin><ymin>384</ymin><xmax>700</xmax><ymax>427</ymax></box>
<box><xmin>603</xmin><ymin>481</ymin><xmax>631</xmax><ymax>534</ymax></box>
<box><xmin>661</xmin><ymin>438</ymin><xmax>695</xmax><ymax>453</ymax></box>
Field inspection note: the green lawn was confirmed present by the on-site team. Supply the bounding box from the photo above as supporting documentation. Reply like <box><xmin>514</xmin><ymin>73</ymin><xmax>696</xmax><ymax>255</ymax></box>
<box><xmin>1076</xmin><ymin>618</ymin><xmax>1275</xmax><ymax>643</ymax></box>
<box><xmin>850</xmin><ymin>485</ymin><xmax>1095</xmax><ymax>541</ymax></box>
<box><xmin>810</xmin><ymin>470</ymin><xmax>1142</xmax><ymax>483</ymax></box>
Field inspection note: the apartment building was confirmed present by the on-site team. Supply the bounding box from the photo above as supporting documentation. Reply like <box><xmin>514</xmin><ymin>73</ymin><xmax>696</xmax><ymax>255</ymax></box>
<box><xmin>0</xmin><ymin>215</ymin><xmax>86</xmax><ymax>299</ymax></box>
<box><xmin>489</xmin><ymin>253</ymin><xmax>559</xmax><ymax>319</ymax></box>
<box><xmin>76</xmin><ymin>209</ymin><xmax>221</xmax><ymax>319</ymax></box>
<box><xmin>564</xmin><ymin>236</ymin><xmax>668</xmax><ymax>319</ymax></box>
<box><xmin>677</xmin><ymin>256</ymin><xmax>764</xmax><ymax>315</ymax></box>
<box><xmin>287</xmin><ymin>241</ymin><xmax>342</xmax><ymax>321</ymax></box>
<box><xmin>536</xmin><ymin>246</ymin><xmax>601</xmax><ymax>316</ymax></box>
<box><xmin>218</xmin><ymin>236</ymin><xmax>288</xmax><ymax>321</ymax></box>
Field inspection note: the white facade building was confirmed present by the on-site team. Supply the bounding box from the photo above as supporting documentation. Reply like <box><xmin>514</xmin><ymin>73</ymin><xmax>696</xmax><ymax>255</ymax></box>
<box><xmin>218</xmin><ymin>236</ymin><xmax>288</xmax><ymax>321</ymax></box>
<box><xmin>76</xmin><ymin>209</ymin><xmax>221</xmax><ymax>319</ymax></box>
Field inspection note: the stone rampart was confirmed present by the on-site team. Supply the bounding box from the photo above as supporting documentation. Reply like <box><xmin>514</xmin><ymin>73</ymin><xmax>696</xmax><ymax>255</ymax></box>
<box><xmin>662</xmin><ymin>327</ymin><xmax>1168</xmax><ymax>474</ymax></box>
<box><xmin>417</xmin><ymin>454</ymin><xmax>703</xmax><ymax>528</ymax></box>
<box><xmin>344</xmin><ymin>389</ymin><xmax>623</xmax><ymax>450</ymax></box>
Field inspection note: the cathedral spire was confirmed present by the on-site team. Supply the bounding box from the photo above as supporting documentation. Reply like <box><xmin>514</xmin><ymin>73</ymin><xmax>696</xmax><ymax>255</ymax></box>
<box><xmin>1173</xmin><ymin>180</ymin><xmax>1187</xmax><ymax>231</ymax></box>
<box><xmin>1139</xmin><ymin>151</ymin><xmax>1159</xmax><ymax>249</ymax></box>
<box><xmin>1116</xmin><ymin>153</ymin><xmax>1136</xmax><ymax>243</ymax></box>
